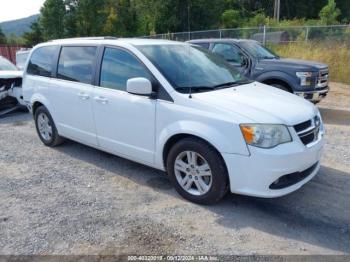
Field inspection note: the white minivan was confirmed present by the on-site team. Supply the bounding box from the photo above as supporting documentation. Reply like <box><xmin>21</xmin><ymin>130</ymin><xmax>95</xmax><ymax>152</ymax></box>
<box><xmin>22</xmin><ymin>38</ymin><xmax>325</xmax><ymax>204</ymax></box>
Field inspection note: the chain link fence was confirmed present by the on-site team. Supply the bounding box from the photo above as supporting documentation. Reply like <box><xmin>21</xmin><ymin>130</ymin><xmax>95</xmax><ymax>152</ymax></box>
<box><xmin>146</xmin><ymin>24</ymin><xmax>350</xmax><ymax>45</ymax></box>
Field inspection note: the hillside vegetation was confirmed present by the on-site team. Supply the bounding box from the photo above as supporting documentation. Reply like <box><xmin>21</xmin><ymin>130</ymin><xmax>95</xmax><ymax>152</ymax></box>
<box><xmin>0</xmin><ymin>0</ymin><xmax>349</xmax><ymax>85</ymax></box>
<box><xmin>3</xmin><ymin>0</ymin><xmax>348</xmax><ymax>46</ymax></box>
<box><xmin>0</xmin><ymin>15</ymin><xmax>39</xmax><ymax>37</ymax></box>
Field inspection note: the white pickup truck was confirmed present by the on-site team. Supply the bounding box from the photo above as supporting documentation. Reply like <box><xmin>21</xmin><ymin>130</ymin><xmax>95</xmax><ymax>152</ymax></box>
<box><xmin>0</xmin><ymin>56</ymin><xmax>26</xmax><ymax>116</ymax></box>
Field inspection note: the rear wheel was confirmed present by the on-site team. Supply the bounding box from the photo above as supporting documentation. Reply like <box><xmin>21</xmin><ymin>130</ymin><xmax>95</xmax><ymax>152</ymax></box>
<box><xmin>166</xmin><ymin>137</ymin><xmax>228</xmax><ymax>204</ymax></box>
<box><xmin>35</xmin><ymin>106</ymin><xmax>64</xmax><ymax>147</ymax></box>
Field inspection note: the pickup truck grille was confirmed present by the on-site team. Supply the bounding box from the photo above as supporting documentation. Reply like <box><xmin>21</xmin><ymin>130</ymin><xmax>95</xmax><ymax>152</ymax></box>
<box><xmin>294</xmin><ymin>116</ymin><xmax>321</xmax><ymax>146</ymax></box>
<box><xmin>316</xmin><ymin>69</ymin><xmax>329</xmax><ymax>88</ymax></box>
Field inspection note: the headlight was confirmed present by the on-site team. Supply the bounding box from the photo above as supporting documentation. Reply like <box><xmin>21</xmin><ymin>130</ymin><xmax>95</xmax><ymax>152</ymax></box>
<box><xmin>240</xmin><ymin>124</ymin><xmax>292</xmax><ymax>148</ymax></box>
<box><xmin>296</xmin><ymin>72</ymin><xmax>312</xmax><ymax>86</ymax></box>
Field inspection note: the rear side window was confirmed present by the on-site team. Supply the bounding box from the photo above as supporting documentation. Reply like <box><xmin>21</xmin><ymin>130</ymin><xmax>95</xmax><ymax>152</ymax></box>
<box><xmin>27</xmin><ymin>46</ymin><xmax>57</xmax><ymax>77</ymax></box>
<box><xmin>57</xmin><ymin>46</ymin><xmax>97</xmax><ymax>84</ymax></box>
<box><xmin>100</xmin><ymin>47</ymin><xmax>152</xmax><ymax>91</ymax></box>
<box><xmin>194</xmin><ymin>42</ymin><xmax>210</xmax><ymax>49</ymax></box>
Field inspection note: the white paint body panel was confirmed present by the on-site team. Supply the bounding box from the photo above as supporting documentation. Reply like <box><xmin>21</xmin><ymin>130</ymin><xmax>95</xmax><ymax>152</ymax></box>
<box><xmin>0</xmin><ymin>71</ymin><xmax>23</xmax><ymax>79</ymax></box>
<box><xmin>22</xmin><ymin>38</ymin><xmax>324</xmax><ymax>198</ymax></box>
<box><xmin>92</xmin><ymin>87</ymin><xmax>156</xmax><ymax>164</ymax></box>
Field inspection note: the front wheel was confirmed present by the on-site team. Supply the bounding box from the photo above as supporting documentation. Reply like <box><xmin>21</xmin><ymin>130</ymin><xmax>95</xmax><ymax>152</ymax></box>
<box><xmin>166</xmin><ymin>137</ymin><xmax>228</xmax><ymax>204</ymax></box>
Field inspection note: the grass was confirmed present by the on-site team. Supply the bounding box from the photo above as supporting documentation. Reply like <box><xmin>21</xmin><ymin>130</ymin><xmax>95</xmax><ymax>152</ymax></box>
<box><xmin>271</xmin><ymin>41</ymin><xmax>350</xmax><ymax>85</ymax></box>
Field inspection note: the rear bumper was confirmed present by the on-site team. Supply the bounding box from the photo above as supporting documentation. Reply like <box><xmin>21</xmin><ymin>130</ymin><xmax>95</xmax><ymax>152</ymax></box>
<box><xmin>222</xmin><ymin>131</ymin><xmax>325</xmax><ymax>198</ymax></box>
<box><xmin>294</xmin><ymin>87</ymin><xmax>329</xmax><ymax>102</ymax></box>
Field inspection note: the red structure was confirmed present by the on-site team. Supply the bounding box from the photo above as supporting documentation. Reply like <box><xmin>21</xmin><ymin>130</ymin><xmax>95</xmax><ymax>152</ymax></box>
<box><xmin>0</xmin><ymin>45</ymin><xmax>28</xmax><ymax>64</ymax></box>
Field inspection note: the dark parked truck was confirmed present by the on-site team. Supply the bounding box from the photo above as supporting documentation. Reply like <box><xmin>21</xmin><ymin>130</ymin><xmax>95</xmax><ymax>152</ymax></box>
<box><xmin>187</xmin><ymin>39</ymin><xmax>329</xmax><ymax>103</ymax></box>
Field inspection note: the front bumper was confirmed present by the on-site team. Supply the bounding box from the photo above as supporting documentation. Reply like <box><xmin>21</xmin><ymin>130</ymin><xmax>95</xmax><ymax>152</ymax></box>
<box><xmin>222</xmin><ymin>127</ymin><xmax>325</xmax><ymax>198</ymax></box>
<box><xmin>294</xmin><ymin>87</ymin><xmax>329</xmax><ymax>102</ymax></box>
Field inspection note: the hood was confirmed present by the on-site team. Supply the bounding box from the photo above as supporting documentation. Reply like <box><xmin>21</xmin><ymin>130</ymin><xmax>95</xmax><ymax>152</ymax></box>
<box><xmin>259</xmin><ymin>58</ymin><xmax>327</xmax><ymax>71</ymax></box>
<box><xmin>0</xmin><ymin>71</ymin><xmax>23</xmax><ymax>79</ymax></box>
<box><xmin>193</xmin><ymin>82</ymin><xmax>318</xmax><ymax>126</ymax></box>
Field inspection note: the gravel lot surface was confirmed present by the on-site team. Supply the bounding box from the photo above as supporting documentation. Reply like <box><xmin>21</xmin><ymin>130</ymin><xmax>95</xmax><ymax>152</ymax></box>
<box><xmin>0</xmin><ymin>82</ymin><xmax>349</xmax><ymax>255</ymax></box>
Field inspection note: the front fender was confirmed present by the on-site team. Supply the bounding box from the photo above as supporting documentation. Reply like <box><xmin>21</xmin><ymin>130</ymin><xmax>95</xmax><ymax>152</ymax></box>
<box><xmin>255</xmin><ymin>71</ymin><xmax>297</xmax><ymax>90</ymax></box>
<box><xmin>155</xmin><ymin>120</ymin><xmax>250</xmax><ymax>170</ymax></box>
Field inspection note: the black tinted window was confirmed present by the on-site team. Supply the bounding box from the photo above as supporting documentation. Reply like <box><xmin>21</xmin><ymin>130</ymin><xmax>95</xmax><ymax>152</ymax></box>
<box><xmin>100</xmin><ymin>47</ymin><xmax>152</xmax><ymax>91</ymax></box>
<box><xmin>27</xmin><ymin>46</ymin><xmax>57</xmax><ymax>77</ymax></box>
<box><xmin>57</xmin><ymin>46</ymin><xmax>97</xmax><ymax>84</ymax></box>
<box><xmin>212</xmin><ymin>43</ymin><xmax>244</xmax><ymax>64</ymax></box>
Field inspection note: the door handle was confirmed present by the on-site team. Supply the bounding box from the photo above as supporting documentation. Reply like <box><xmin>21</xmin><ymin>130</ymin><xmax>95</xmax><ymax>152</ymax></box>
<box><xmin>78</xmin><ymin>92</ymin><xmax>90</xmax><ymax>100</ymax></box>
<box><xmin>94</xmin><ymin>96</ymin><xmax>108</xmax><ymax>104</ymax></box>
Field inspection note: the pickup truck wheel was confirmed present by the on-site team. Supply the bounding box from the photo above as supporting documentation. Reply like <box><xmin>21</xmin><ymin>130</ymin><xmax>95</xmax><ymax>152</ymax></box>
<box><xmin>271</xmin><ymin>83</ymin><xmax>291</xmax><ymax>92</ymax></box>
<box><xmin>35</xmin><ymin>106</ymin><xmax>64</xmax><ymax>147</ymax></box>
<box><xmin>166</xmin><ymin>137</ymin><xmax>228</xmax><ymax>205</ymax></box>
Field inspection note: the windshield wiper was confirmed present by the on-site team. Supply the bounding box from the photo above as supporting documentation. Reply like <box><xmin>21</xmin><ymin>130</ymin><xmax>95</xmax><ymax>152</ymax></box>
<box><xmin>261</xmin><ymin>56</ymin><xmax>277</xmax><ymax>59</ymax></box>
<box><xmin>213</xmin><ymin>80</ymin><xmax>253</xmax><ymax>89</ymax></box>
<box><xmin>176</xmin><ymin>86</ymin><xmax>215</xmax><ymax>93</ymax></box>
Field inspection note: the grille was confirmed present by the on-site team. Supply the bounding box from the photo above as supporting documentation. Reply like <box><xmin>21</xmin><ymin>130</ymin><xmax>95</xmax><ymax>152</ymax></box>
<box><xmin>294</xmin><ymin>116</ymin><xmax>321</xmax><ymax>146</ymax></box>
<box><xmin>294</xmin><ymin>120</ymin><xmax>312</xmax><ymax>133</ymax></box>
<box><xmin>316</xmin><ymin>68</ymin><xmax>329</xmax><ymax>88</ymax></box>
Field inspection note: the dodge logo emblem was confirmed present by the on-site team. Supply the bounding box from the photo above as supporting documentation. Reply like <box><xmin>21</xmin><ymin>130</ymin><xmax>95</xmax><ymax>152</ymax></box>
<box><xmin>314</xmin><ymin>116</ymin><xmax>321</xmax><ymax>127</ymax></box>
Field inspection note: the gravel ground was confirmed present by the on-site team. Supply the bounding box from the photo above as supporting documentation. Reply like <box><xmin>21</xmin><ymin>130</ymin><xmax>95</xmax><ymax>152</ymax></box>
<box><xmin>0</xmin><ymin>82</ymin><xmax>349</xmax><ymax>255</ymax></box>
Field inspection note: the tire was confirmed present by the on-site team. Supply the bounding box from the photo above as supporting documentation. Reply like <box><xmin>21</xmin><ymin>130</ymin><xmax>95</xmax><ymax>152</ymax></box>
<box><xmin>166</xmin><ymin>137</ymin><xmax>228</xmax><ymax>205</ymax></box>
<box><xmin>271</xmin><ymin>83</ymin><xmax>291</xmax><ymax>93</ymax></box>
<box><xmin>34</xmin><ymin>106</ymin><xmax>64</xmax><ymax>147</ymax></box>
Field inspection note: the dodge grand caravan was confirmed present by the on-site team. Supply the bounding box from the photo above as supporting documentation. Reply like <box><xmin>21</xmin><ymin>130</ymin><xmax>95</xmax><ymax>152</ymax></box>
<box><xmin>23</xmin><ymin>38</ymin><xmax>325</xmax><ymax>204</ymax></box>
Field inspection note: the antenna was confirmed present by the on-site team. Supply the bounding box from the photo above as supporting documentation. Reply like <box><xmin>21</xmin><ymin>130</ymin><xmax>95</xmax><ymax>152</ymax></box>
<box><xmin>187</xmin><ymin>3</ymin><xmax>191</xmax><ymax>40</ymax></box>
<box><xmin>187</xmin><ymin>1</ymin><xmax>192</xmax><ymax>99</ymax></box>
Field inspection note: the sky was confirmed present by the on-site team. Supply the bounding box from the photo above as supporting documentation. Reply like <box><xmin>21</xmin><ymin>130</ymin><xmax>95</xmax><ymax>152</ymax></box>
<box><xmin>0</xmin><ymin>0</ymin><xmax>45</xmax><ymax>22</ymax></box>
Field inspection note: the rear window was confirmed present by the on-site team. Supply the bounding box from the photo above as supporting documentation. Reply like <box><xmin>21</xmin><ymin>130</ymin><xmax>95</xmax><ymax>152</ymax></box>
<box><xmin>27</xmin><ymin>46</ymin><xmax>58</xmax><ymax>77</ymax></box>
<box><xmin>57</xmin><ymin>46</ymin><xmax>97</xmax><ymax>84</ymax></box>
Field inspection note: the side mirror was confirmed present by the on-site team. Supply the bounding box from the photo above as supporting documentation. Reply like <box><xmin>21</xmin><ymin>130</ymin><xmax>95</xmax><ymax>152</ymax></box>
<box><xmin>241</xmin><ymin>56</ymin><xmax>249</xmax><ymax>67</ymax></box>
<box><xmin>126</xmin><ymin>77</ymin><xmax>153</xmax><ymax>96</ymax></box>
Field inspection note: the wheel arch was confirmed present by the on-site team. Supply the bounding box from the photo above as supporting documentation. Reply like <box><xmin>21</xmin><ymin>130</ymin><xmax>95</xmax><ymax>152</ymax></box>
<box><xmin>161</xmin><ymin>133</ymin><xmax>230</xmax><ymax>183</ymax></box>
<box><xmin>262</xmin><ymin>78</ymin><xmax>293</xmax><ymax>92</ymax></box>
<box><xmin>30</xmin><ymin>94</ymin><xmax>52</xmax><ymax>116</ymax></box>
<box><xmin>32</xmin><ymin>101</ymin><xmax>44</xmax><ymax>115</ymax></box>
<box><xmin>163</xmin><ymin>134</ymin><xmax>216</xmax><ymax>168</ymax></box>
<box><xmin>256</xmin><ymin>71</ymin><xmax>296</xmax><ymax>92</ymax></box>
<box><xmin>156</xmin><ymin>120</ymin><xmax>250</xmax><ymax>171</ymax></box>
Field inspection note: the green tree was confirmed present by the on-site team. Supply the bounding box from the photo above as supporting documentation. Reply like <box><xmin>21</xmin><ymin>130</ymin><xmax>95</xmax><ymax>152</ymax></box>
<box><xmin>40</xmin><ymin>0</ymin><xmax>66</xmax><ymax>40</ymax></box>
<box><xmin>221</xmin><ymin>9</ymin><xmax>242</xmax><ymax>28</ymax></box>
<box><xmin>319</xmin><ymin>0</ymin><xmax>341</xmax><ymax>25</ymax></box>
<box><xmin>103</xmin><ymin>6</ymin><xmax>118</xmax><ymax>35</ymax></box>
<box><xmin>0</xmin><ymin>26</ymin><xmax>6</xmax><ymax>44</ymax></box>
<box><xmin>6</xmin><ymin>34</ymin><xmax>25</xmax><ymax>45</ymax></box>
<box><xmin>246</xmin><ymin>12</ymin><xmax>268</xmax><ymax>27</ymax></box>
<box><xmin>116</xmin><ymin>0</ymin><xmax>137</xmax><ymax>36</ymax></box>
<box><xmin>64</xmin><ymin>0</ymin><xmax>79</xmax><ymax>37</ymax></box>
<box><xmin>75</xmin><ymin>0</ymin><xmax>109</xmax><ymax>36</ymax></box>
<box><xmin>23</xmin><ymin>22</ymin><xmax>44</xmax><ymax>46</ymax></box>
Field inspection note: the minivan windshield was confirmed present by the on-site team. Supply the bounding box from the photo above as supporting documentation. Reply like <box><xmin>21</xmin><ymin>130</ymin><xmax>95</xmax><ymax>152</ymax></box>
<box><xmin>0</xmin><ymin>56</ymin><xmax>18</xmax><ymax>71</ymax></box>
<box><xmin>241</xmin><ymin>41</ymin><xmax>279</xmax><ymax>59</ymax></box>
<box><xmin>136</xmin><ymin>44</ymin><xmax>250</xmax><ymax>93</ymax></box>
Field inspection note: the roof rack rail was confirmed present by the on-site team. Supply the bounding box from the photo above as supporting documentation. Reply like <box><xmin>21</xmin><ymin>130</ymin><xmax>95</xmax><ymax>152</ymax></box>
<box><xmin>50</xmin><ymin>36</ymin><xmax>118</xmax><ymax>42</ymax></box>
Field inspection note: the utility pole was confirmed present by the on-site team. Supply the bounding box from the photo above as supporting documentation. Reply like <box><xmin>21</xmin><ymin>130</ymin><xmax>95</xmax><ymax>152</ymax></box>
<box><xmin>274</xmin><ymin>0</ymin><xmax>280</xmax><ymax>22</ymax></box>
